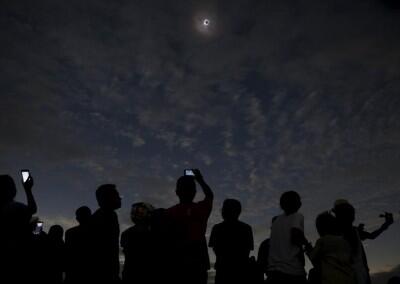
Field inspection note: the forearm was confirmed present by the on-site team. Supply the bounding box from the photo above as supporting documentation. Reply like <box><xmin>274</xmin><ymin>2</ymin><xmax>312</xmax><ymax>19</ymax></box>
<box><xmin>197</xmin><ymin>178</ymin><xmax>214</xmax><ymax>199</ymax></box>
<box><xmin>25</xmin><ymin>188</ymin><xmax>37</xmax><ymax>214</ymax></box>
<box><xmin>361</xmin><ymin>224</ymin><xmax>390</xmax><ymax>240</ymax></box>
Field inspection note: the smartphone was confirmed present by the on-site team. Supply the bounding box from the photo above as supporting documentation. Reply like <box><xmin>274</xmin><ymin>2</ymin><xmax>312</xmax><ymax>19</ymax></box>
<box><xmin>184</xmin><ymin>169</ymin><xmax>195</xmax><ymax>176</ymax></box>
<box><xmin>21</xmin><ymin>169</ymin><xmax>30</xmax><ymax>183</ymax></box>
<box><xmin>33</xmin><ymin>221</ymin><xmax>43</xmax><ymax>235</ymax></box>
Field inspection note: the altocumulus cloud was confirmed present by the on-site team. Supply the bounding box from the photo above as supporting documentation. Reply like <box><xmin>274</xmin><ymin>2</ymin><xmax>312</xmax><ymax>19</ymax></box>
<box><xmin>1</xmin><ymin>0</ymin><xmax>400</xmax><ymax>272</ymax></box>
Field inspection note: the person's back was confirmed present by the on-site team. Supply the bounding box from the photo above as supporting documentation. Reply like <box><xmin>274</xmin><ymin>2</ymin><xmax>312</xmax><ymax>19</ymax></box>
<box><xmin>121</xmin><ymin>202</ymin><xmax>155</xmax><ymax>284</ymax></box>
<box><xmin>332</xmin><ymin>199</ymin><xmax>394</xmax><ymax>284</ymax></box>
<box><xmin>89</xmin><ymin>184</ymin><xmax>121</xmax><ymax>283</ymax></box>
<box><xmin>65</xmin><ymin>206</ymin><xmax>92</xmax><ymax>283</ymax></box>
<box><xmin>209</xmin><ymin>199</ymin><xmax>253</xmax><ymax>284</ymax></box>
<box><xmin>44</xmin><ymin>225</ymin><xmax>65</xmax><ymax>284</ymax></box>
<box><xmin>307</xmin><ymin>212</ymin><xmax>355</xmax><ymax>284</ymax></box>
<box><xmin>167</xmin><ymin>170</ymin><xmax>213</xmax><ymax>284</ymax></box>
<box><xmin>267</xmin><ymin>191</ymin><xmax>307</xmax><ymax>284</ymax></box>
<box><xmin>0</xmin><ymin>174</ymin><xmax>37</xmax><ymax>283</ymax></box>
<box><xmin>210</xmin><ymin>220</ymin><xmax>253</xmax><ymax>268</ymax></box>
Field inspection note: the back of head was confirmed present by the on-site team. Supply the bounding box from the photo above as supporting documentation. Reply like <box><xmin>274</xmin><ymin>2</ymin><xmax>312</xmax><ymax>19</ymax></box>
<box><xmin>130</xmin><ymin>202</ymin><xmax>154</xmax><ymax>225</ymax></box>
<box><xmin>176</xmin><ymin>176</ymin><xmax>196</xmax><ymax>203</ymax></box>
<box><xmin>222</xmin><ymin>199</ymin><xmax>242</xmax><ymax>221</ymax></box>
<box><xmin>316</xmin><ymin>211</ymin><xmax>338</xmax><ymax>236</ymax></box>
<box><xmin>280</xmin><ymin>191</ymin><xmax>301</xmax><ymax>214</ymax></box>
<box><xmin>76</xmin><ymin>206</ymin><xmax>92</xmax><ymax>225</ymax></box>
<box><xmin>333</xmin><ymin>199</ymin><xmax>355</xmax><ymax>227</ymax></box>
<box><xmin>96</xmin><ymin>184</ymin><xmax>121</xmax><ymax>210</ymax></box>
<box><xmin>48</xmin><ymin>224</ymin><xmax>64</xmax><ymax>241</ymax></box>
<box><xmin>0</xmin><ymin>175</ymin><xmax>17</xmax><ymax>205</ymax></box>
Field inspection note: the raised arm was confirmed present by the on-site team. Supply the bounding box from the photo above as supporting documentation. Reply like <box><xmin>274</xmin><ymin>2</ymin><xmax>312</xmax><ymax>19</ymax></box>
<box><xmin>23</xmin><ymin>175</ymin><xmax>37</xmax><ymax>215</ymax></box>
<box><xmin>358</xmin><ymin>212</ymin><xmax>393</xmax><ymax>241</ymax></box>
<box><xmin>193</xmin><ymin>169</ymin><xmax>214</xmax><ymax>200</ymax></box>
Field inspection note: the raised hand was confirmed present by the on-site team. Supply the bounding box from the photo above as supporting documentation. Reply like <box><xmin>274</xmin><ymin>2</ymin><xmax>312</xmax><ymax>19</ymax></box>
<box><xmin>23</xmin><ymin>175</ymin><xmax>34</xmax><ymax>191</ymax></box>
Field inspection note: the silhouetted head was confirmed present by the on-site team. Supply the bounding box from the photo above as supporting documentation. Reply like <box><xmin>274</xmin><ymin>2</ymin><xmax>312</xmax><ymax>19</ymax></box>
<box><xmin>130</xmin><ymin>202</ymin><xmax>154</xmax><ymax>225</ymax></box>
<box><xmin>0</xmin><ymin>175</ymin><xmax>17</xmax><ymax>205</ymax></box>
<box><xmin>176</xmin><ymin>176</ymin><xmax>196</xmax><ymax>203</ymax></box>
<box><xmin>280</xmin><ymin>191</ymin><xmax>302</xmax><ymax>214</ymax></box>
<box><xmin>75</xmin><ymin>206</ymin><xmax>92</xmax><ymax>225</ymax></box>
<box><xmin>222</xmin><ymin>199</ymin><xmax>242</xmax><ymax>221</ymax></box>
<box><xmin>388</xmin><ymin>276</ymin><xmax>400</xmax><ymax>284</ymax></box>
<box><xmin>96</xmin><ymin>184</ymin><xmax>121</xmax><ymax>210</ymax></box>
<box><xmin>332</xmin><ymin>199</ymin><xmax>355</xmax><ymax>227</ymax></box>
<box><xmin>48</xmin><ymin>225</ymin><xmax>64</xmax><ymax>241</ymax></box>
<box><xmin>316</xmin><ymin>211</ymin><xmax>338</xmax><ymax>237</ymax></box>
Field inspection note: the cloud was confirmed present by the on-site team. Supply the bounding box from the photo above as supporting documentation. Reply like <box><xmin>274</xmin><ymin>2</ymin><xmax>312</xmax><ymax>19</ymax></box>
<box><xmin>2</xmin><ymin>0</ymin><xmax>400</xmax><ymax>272</ymax></box>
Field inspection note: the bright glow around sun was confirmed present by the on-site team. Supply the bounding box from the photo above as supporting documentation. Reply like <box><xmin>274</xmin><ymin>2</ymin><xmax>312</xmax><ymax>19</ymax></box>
<box><xmin>194</xmin><ymin>12</ymin><xmax>216</xmax><ymax>37</ymax></box>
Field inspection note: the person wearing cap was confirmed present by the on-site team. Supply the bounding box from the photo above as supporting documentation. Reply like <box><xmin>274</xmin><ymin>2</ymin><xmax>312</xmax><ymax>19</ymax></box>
<box><xmin>332</xmin><ymin>199</ymin><xmax>394</xmax><ymax>284</ymax></box>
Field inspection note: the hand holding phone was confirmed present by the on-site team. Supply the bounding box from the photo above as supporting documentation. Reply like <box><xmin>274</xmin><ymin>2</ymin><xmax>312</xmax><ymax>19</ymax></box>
<box><xmin>184</xmin><ymin>169</ymin><xmax>195</xmax><ymax>176</ymax></box>
<box><xmin>33</xmin><ymin>221</ymin><xmax>43</xmax><ymax>235</ymax></box>
<box><xmin>21</xmin><ymin>169</ymin><xmax>33</xmax><ymax>190</ymax></box>
<box><xmin>379</xmin><ymin>212</ymin><xmax>394</xmax><ymax>225</ymax></box>
<box><xmin>192</xmin><ymin>169</ymin><xmax>203</xmax><ymax>180</ymax></box>
<box><xmin>21</xmin><ymin>169</ymin><xmax>30</xmax><ymax>183</ymax></box>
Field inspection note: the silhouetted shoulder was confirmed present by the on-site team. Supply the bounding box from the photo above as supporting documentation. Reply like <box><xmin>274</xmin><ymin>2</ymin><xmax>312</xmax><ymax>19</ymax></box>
<box><xmin>121</xmin><ymin>225</ymin><xmax>149</xmax><ymax>247</ymax></box>
<box><xmin>238</xmin><ymin>220</ymin><xmax>252</xmax><ymax>231</ymax></box>
<box><xmin>65</xmin><ymin>226</ymin><xmax>79</xmax><ymax>237</ymax></box>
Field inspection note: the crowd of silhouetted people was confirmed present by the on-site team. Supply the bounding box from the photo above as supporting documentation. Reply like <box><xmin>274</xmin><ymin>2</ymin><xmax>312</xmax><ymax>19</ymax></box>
<box><xmin>0</xmin><ymin>170</ymin><xmax>398</xmax><ymax>284</ymax></box>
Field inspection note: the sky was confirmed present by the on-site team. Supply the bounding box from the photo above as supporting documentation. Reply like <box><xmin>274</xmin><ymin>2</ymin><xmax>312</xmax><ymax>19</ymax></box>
<box><xmin>1</xmin><ymin>0</ymin><xmax>400</xmax><ymax>277</ymax></box>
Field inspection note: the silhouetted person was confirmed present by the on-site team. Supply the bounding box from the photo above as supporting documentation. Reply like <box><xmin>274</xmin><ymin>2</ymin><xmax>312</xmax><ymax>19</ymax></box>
<box><xmin>306</xmin><ymin>212</ymin><xmax>355</xmax><ymax>284</ymax></box>
<box><xmin>257</xmin><ymin>238</ymin><xmax>270</xmax><ymax>283</ymax></box>
<box><xmin>388</xmin><ymin>277</ymin><xmax>400</xmax><ymax>284</ymax></box>
<box><xmin>121</xmin><ymin>202</ymin><xmax>155</xmax><ymax>284</ymax></box>
<box><xmin>90</xmin><ymin>184</ymin><xmax>122</xmax><ymax>284</ymax></box>
<box><xmin>43</xmin><ymin>225</ymin><xmax>66</xmax><ymax>284</ymax></box>
<box><xmin>267</xmin><ymin>191</ymin><xmax>308</xmax><ymax>284</ymax></box>
<box><xmin>150</xmin><ymin>208</ymin><xmax>174</xmax><ymax>284</ymax></box>
<box><xmin>333</xmin><ymin>199</ymin><xmax>393</xmax><ymax>284</ymax></box>
<box><xmin>0</xmin><ymin>174</ymin><xmax>37</xmax><ymax>283</ymax></box>
<box><xmin>257</xmin><ymin>216</ymin><xmax>277</xmax><ymax>283</ymax></box>
<box><xmin>167</xmin><ymin>169</ymin><xmax>214</xmax><ymax>284</ymax></box>
<box><xmin>65</xmin><ymin>206</ymin><xmax>92</xmax><ymax>283</ymax></box>
<box><xmin>209</xmin><ymin>198</ymin><xmax>254</xmax><ymax>284</ymax></box>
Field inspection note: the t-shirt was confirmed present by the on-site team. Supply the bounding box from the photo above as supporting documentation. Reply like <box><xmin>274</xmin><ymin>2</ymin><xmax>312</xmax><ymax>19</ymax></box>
<box><xmin>267</xmin><ymin>212</ymin><xmax>305</xmax><ymax>276</ymax></box>
<box><xmin>65</xmin><ymin>224</ymin><xmax>92</xmax><ymax>281</ymax></box>
<box><xmin>89</xmin><ymin>208</ymin><xmax>120</xmax><ymax>281</ymax></box>
<box><xmin>120</xmin><ymin>224</ymin><xmax>154</xmax><ymax>282</ymax></box>
<box><xmin>350</xmin><ymin>228</ymin><xmax>370</xmax><ymax>284</ymax></box>
<box><xmin>167</xmin><ymin>198</ymin><xmax>213</xmax><ymax>270</ymax></box>
<box><xmin>167</xmin><ymin>199</ymin><xmax>212</xmax><ymax>243</ymax></box>
<box><xmin>309</xmin><ymin>235</ymin><xmax>356</xmax><ymax>284</ymax></box>
<box><xmin>209</xmin><ymin>220</ymin><xmax>254</xmax><ymax>270</ymax></box>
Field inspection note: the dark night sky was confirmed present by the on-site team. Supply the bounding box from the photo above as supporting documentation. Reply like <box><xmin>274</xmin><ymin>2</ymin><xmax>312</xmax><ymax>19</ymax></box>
<box><xmin>1</xmin><ymin>0</ymin><xmax>400</xmax><ymax>275</ymax></box>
